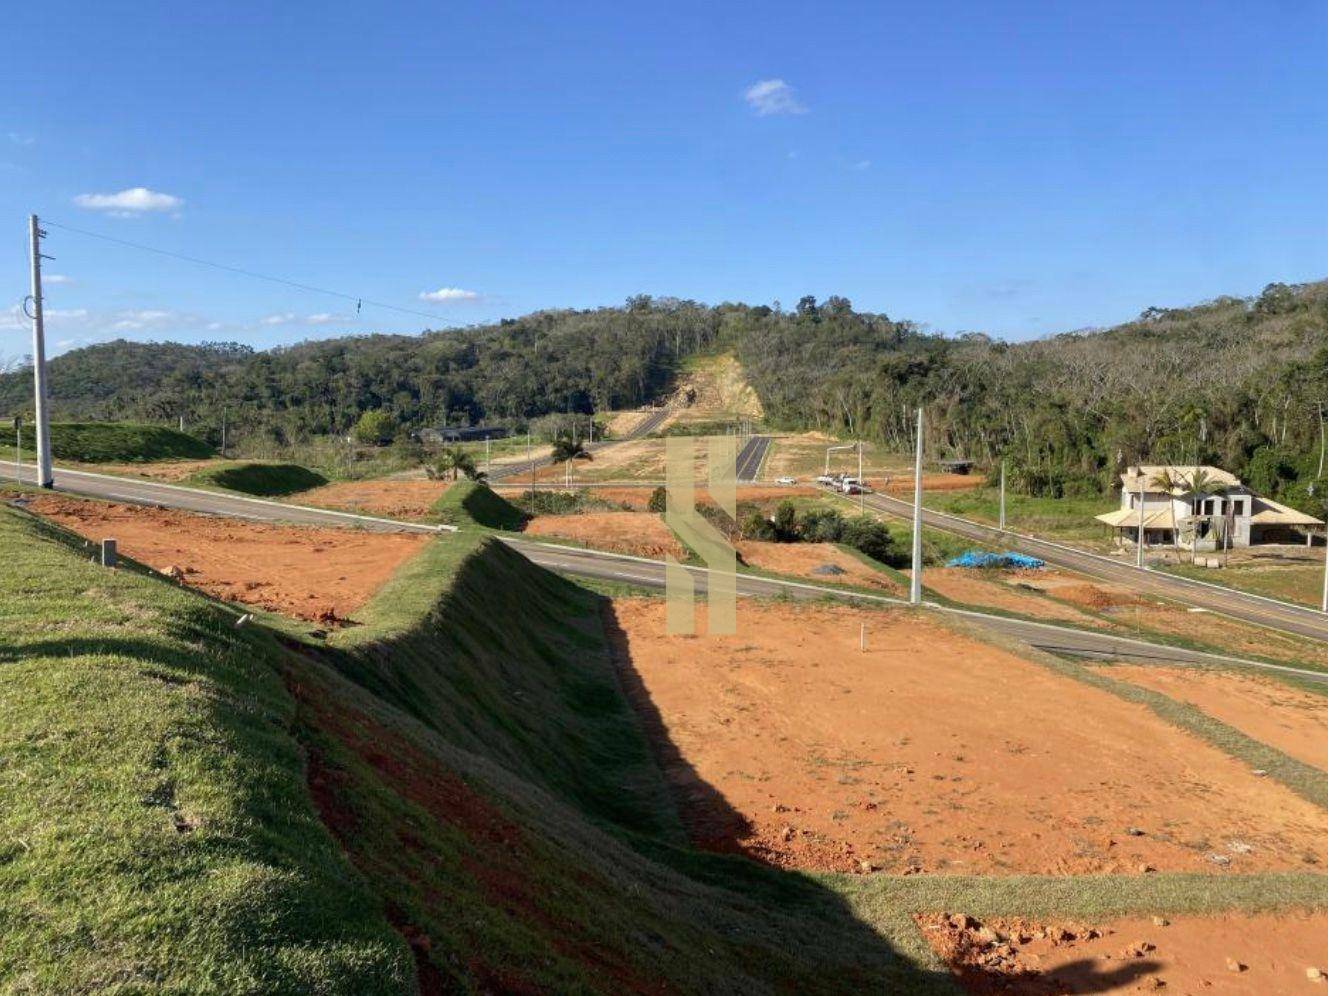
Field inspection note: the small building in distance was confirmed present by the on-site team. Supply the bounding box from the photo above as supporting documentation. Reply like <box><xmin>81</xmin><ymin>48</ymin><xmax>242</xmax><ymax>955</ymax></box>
<box><xmin>1095</xmin><ymin>464</ymin><xmax>1323</xmax><ymax>550</ymax></box>
<box><xmin>418</xmin><ymin>425</ymin><xmax>510</xmax><ymax>445</ymax></box>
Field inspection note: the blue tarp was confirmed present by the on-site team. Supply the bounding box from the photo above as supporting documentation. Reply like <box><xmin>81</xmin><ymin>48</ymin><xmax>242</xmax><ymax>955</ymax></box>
<box><xmin>946</xmin><ymin>550</ymin><xmax>1046</xmax><ymax>570</ymax></box>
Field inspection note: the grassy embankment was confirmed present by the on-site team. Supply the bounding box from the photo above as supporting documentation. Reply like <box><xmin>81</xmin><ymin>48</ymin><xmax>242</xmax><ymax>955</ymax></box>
<box><xmin>20</xmin><ymin>421</ymin><xmax>213</xmax><ymax>462</ymax></box>
<box><xmin>186</xmin><ymin>462</ymin><xmax>329</xmax><ymax>497</ymax></box>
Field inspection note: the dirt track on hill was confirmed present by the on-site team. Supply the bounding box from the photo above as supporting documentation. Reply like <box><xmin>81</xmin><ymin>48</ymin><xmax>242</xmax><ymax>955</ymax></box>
<box><xmin>523</xmin><ymin>512</ymin><xmax>685</xmax><ymax>559</ymax></box>
<box><xmin>296</xmin><ymin>480</ymin><xmax>450</xmax><ymax>521</ymax></box>
<box><xmin>608</xmin><ymin>597</ymin><xmax>1328</xmax><ymax>876</ymax></box>
<box><xmin>27</xmin><ymin>495</ymin><xmax>427</xmax><ymax>624</ymax></box>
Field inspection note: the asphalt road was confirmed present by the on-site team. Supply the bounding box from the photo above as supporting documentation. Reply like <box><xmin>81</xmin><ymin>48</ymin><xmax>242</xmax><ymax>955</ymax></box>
<box><xmin>14</xmin><ymin>460</ymin><xmax>1328</xmax><ymax>680</ymax></box>
<box><xmin>734</xmin><ymin>435</ymin><xmax>771</xmax><ymax>482</ymax></box>
<box><xmin>12</xmin><ymin>465</ymin><xmax>448</xmax><ymax>534</ymax></box>
<box><xmin>845</xmin><ymin>488</ymin><xmax>1328</xmax><ymax>643</ymax></box>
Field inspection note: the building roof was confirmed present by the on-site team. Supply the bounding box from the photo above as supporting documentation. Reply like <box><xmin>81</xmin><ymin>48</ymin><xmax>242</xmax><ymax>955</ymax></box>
<box><xmin>1095</xmin><ymin>507</ymin><xmax>1177</xmax><ymax>530</ymax></box>
<box><xmin>1250</xmin><ymin>496</ymin><xmax>1324</xmax><ymax>527</ymax></box>
<box><xmin>1119</xmin><ymin>465</ymin><xmax>1244</xmax><ymax>494</ymax></box>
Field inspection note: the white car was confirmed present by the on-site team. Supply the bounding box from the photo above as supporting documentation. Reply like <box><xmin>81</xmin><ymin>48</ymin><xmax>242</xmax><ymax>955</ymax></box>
<box><xmin>775</xmin><ymin>476</ymin><xmax>797</xmax><ymax>486</ymax></box>
<box><xmin>815</xmin><ymin>474</ymin><xmax>837</xmax><ymax>486</ymax></box>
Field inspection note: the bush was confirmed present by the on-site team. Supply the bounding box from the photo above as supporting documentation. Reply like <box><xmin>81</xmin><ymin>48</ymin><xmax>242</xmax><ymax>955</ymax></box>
<box><xmin>772</xmin><ymin>500</ymin><xmax>799</xmax><ymax>541</ymax></box>
<box><xmin>647</xmin><ymin>486</ymin><xmax>667</xmax><ymax>513</ymax></box>
<box><xmin>741</xmin><ymin>510</ymin><xmax>775</xmax><ymax>541</ymax></box>
<box><xmin>799</xmin><ymin>508</ymin><xmax>845</xmax><ymax>543</ymax></box>
<box><xmin>840</xmin><ymin>516</ymin><xmax>899</xmax><ymax>565</ymax></box>
<box><xmin>352</xmin><ymin>409</ymin><xmax>395</xmax><ymax>446</ymax></box>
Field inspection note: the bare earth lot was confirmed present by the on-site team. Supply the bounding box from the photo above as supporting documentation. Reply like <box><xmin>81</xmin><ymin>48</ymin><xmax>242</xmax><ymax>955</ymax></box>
<box><xmin>26</xmin><ymin>495</ymin><xmax>427</xmax><ymax>624</ymax></box>
<box><xmin>920</xmin><ymin>910</ymin><xmax>1328</xmax><ymax>995</ymax></box>
<box><xmin>524</xmin><ymin>511</ymin><xmax>686</xmax><ymax>559</ymax></box>
<box><xmin>1101</xmin><ymin>664</ymin><xmax>1328</xmax><ymax>773</ymax></box>
<box><xmin>737</xmin><ymin>540</ymin><xmax>901</xmax><ymax>592</ymax></box>
<box><xmin>608</xmin><ymin>597</ymin><xmax>1328</xmax><ymax>876</ymax></box>
<box><xmin>296</xmin><ymin>479</ymin><xmax>450</xmax><ymax>520</ymax></box>
<box><xmin>916</xmin><ymin>567</ymin><xmax>1105</xmax><ymax>627</ymax></box>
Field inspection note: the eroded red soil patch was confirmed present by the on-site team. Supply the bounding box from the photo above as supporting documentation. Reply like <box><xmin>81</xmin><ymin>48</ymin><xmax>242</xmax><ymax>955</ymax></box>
<box><xmin>524</xmin><ymin>511</ymin><xmax>685</xmax><ymax>559</ymax></box>
<box><xmin>296</xmin><ymin>479</ymin><xmax>450</xmax><ymax>521</ymax></box>
<box><xmin>26</xmin><ymin>494</ymin><xmax>427</xmax><ymax>623</ymax></box>
<box><xmin>608</xmin><ymin>597</ymin><xmax>1328</xmax><ymax>875</ymax></box>
<box><xmin>917</xmin><ymin>568</ymin><xmax>1105</xmax><ymax>627</ymax></box>
<box><xmin>918</xmin><ymin>910</ymin><xmax>1328</xmax><ymax>995</ymax></box>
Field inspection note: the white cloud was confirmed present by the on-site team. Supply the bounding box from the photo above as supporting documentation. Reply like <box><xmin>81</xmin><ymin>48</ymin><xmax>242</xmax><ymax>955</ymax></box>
<box><xmin>7</xmin><ymin>132</ymin><xmax>34</xmax><ymax>146</ymax></box>
<box><xmin>260</xmin><ymin>312</ymin><xmax>349</xmax><ymax>327</ymax></box>
<box><xmin>44</xmin><ymin>273</ymin><xmax>73</xmax><ymax>285</ymax></box>
<box><xmin>73</xmin><ymin>187</ymin><xmax>184</xmax><ymax>215</ymax></box>
<box><xmin>419</xmin><ymin>287</ymin><xmax>480</xmax><ymax>303</ymax></box>
<box><xmin>851</xmin><ymin>159</ymin><xmax>871</xmax><ymax>171</ymax></box>
<box><xmin>743</xmin><ymin>79</ymin><xmax>807</xmax><ymax>117</ymax></box>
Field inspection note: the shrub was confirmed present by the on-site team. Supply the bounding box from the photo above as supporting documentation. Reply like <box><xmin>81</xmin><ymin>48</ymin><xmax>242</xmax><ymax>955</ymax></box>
<box><xmin>647</xmin><ymin>486</ymin><xmax>667</xmax><ymax>513</ymax></box>
<box><xmin>840</xmin><ymin>516</ymin><xmax>899</xmax><ymax>565</ymax></box>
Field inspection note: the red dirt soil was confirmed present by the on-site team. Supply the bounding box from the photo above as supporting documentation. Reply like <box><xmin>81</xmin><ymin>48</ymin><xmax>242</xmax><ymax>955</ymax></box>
<box><xmin>26</xmin><ymin>494</ymin><xmax>428</xmax><ymax>624</ymax></box>
<box><xmin>1101</xmin><ymin>664</ymin><xmax>1328</xmax><ymax>774</ymax></box>
<box><xmin>917</xmin><ymin>568</ymin><xmax>1105</xmax><ymax>627</ymax></box>
<box><xmin>523</xmin><ymin>512</ymin><xmax>685</xmax><ymax>559</ymax></box>
<box><xmin>736</xmin><ymin>541</ymin><xmax>901</xmax><ymax>592</ymax></box>
<box><xmin>79</xmin><ymin>458</ymin><xmax>220</xmax><ymax>481</ymax></box>
<box><xmin>296</xmin><ymin>479</ymin><xmax>450</xmax><ymax>521</ymax></box>
<box><xmin>607</xmin><ymin>597</ymin><xmax>1328</xmax><ymax>876</ymax></box>
<box><xmin>918</xmin><ymin>909</ymin><xmax>1328</xmax><ymax>995</ymax></box>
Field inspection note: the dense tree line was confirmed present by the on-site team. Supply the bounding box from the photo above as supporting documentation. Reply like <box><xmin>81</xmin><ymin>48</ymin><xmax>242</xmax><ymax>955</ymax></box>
<box><xmin>4</xmin><ymin>281</ymin><xmax>1327</xmax><ymax>511</ymax></box>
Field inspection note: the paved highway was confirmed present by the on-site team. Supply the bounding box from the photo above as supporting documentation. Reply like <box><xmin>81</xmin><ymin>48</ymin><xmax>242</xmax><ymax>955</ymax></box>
<box><xmin>13</xmin><ymin>465</ymin><xmax>448</xmax><ymax>534</ymax></box>
<box><xmin>734</xmin><ymin>435</ymin><xmax>771</xmax><ymax>482</ymax></box>
<box><xmin>842</xmin><ymin>488</ymin><xmax>1328</xmax><ymax>643</ymax></box>
<box><xmin>14</xmin><ymin>461</ymin><xmax>1328</xmax><ymax>679</ymax></box>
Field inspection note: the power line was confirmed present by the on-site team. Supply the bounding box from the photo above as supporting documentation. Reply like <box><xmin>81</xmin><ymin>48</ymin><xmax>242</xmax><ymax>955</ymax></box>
<box><xmin>40</xmin><ymin>218</ymin><xmax>451</xmax><ymax>324</ymax></box>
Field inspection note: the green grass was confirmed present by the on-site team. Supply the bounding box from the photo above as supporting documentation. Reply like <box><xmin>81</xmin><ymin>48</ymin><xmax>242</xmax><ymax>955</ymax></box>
<box><xmin>430</xmin><ymin>478</ymin><xmax>527</xmax><ymax>529</ymax></box>
<box><xmin>187</xmin><ymin>461</ymin><xmax>328</xmax><ymax>496</ymax></box>
<box><xmin>0</xmin><ymin>507</ymin><xmax>407</xmax><ymax>993</ymax></box>
<box><xmin>923</xmin><ymin>486</ymin><xmax>1116</xmax><ymax>547</ymax></box>
<box><xmin>1165</xmin><ymin>560</ymin><xmax>1326</xmax><ymax>609</ymax></box>
<box><xmin>22</xmin><ymin>421</ymin><xmax>213</xmax><ymax>462</ymax></box>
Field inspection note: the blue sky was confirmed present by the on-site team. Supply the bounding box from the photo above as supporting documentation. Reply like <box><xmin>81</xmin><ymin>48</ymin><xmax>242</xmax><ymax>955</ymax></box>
<box><xmin>3</xmin><ymin>0</ymin><xmax>1326</xmax><ymax>359</ymax></box>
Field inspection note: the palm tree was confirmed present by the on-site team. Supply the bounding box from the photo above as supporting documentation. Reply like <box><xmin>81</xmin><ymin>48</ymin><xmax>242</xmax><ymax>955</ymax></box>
<box><xmin>425</xmin><ymin>445</ymin><xmax>478</xmax><ymax>482</ymax></box>
<box><xmin>551</xmin><ymin>435</ymin><xmax>590</xmax><ymax>487</ymax></box>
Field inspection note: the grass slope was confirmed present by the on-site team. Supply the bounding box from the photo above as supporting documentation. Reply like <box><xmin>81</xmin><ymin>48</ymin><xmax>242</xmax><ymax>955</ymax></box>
<box><xmin>188</xmin><ymin>461</ymin><xmax>328</xmax><ymax>496</ymax></box>
<box><xmin>21</xmin><ymin>421</ymin><xmax>212</xmax><ymax>462</ymax></box>
<box><xmin>0</xmin><ymin>507</ymin><xmax>407</xmax><ymax>993</ymax></box>
<box><xmin>430</xmin><ymin>478</ymin><xmax>526</xmax><ymax>529</ymax></box>
<box><xmin>295</xmin><ymin>531</ymin><xmax>947</xmax><ymax>993</ymax></box>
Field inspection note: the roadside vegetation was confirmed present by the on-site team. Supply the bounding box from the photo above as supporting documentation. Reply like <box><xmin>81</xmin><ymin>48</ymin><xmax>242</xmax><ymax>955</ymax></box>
<box><xmin>1163</xmin><ymin>559</ymin><xmax>1326</xmax><ymax>610</ymax></box>
<box><xmin>430</xmin><ymin>479</ymin><xmax>526</xmax><ymax>530</ymax></box>
<box><xmin>19</xmin><ymin>421</ymin><xmax>212</xmax><ymax>462</ymax></box>
<box><xmin>187</xmin><ymin>461</ymin><xmax>328</xmax><ymax>496</ymax></box>
<box><xmin>922</xmin><ymin>485</ymin><xmax>1117</xmax><ymax>548</ymax></box>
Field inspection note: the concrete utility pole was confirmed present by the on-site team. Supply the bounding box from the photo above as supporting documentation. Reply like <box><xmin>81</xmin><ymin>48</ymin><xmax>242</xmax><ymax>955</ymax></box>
<box><xmin>13</xmin><ymin>416</ymin><xmax>21</xmax><ymax>484</ymax></box>
<box><xmin>26</xmin><ymin>215</ymin><xmax>53</xmax><ymax>488</ymax></box>
<box><xmin>858</xmin><ymin>441</ymin><xmax>864</xmax><ymax>513</ymax></box>
<box><xmin>999</xmin><ymin>459</ymin><xmax>1007</xmax><ymax>531</ymax></box>
<box><xmin>1136</xmin><ymin>474</ymin><xmax>1146</xmax><ymax>569</ymax></box>
<box><xmin>910</xmin><ymin>408</ymin><xmax>924</xmax><ymax>605</ymax></box>
<box><xmin>1322</xmin><ymin>524</ymin><xmax>1328</xmax><ymax>614</ymax></box>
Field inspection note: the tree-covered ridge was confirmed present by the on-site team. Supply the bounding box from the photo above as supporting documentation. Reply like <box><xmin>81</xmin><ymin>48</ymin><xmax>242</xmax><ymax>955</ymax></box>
<box><xmin>3</xmin><ymin>281</ymin><xmax>1326</xmax><ymax>510</ymax></box>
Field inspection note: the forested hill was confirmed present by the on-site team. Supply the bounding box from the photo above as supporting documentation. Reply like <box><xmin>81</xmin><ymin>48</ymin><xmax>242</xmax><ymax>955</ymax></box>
<box><xmin>4</xmin><ymin>281</ymin><xmax>1328</xmax><ymax>505</ymax></box>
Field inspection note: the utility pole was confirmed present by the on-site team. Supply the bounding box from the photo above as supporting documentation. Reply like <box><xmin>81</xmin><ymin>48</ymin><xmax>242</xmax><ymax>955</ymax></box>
<box><xmin>1136</xmin><ymin>473</ymin><xmax>1146</xmax><ymax>569</ymax></box>
<box><xmin>220</xmin><ymin>409</ymin><xmax>228</xmax><ymax>457</ymax></box>
<box><xmin>999</xmin><ymin>459</ymin><xmax>1007</xmax><ymax>531</ymax></box>
<box><xmin>485</xmin><ymin>436</ymin><xmax>491</xmax><ymax>477</ymax></box>
<box><xmin>13</xmin><ymin>416</ymin><xmax>21</xmax><ymax>484</ymax></box>
<box><xmin>910</xmin><ymin>408</ymin><xmax>924</xmax><ymax>605</ymax></box>
<box><xmin>528</xmin><ymin>431</ymin><xmax>535</xmax><ymax>515</ymax></box>
<box><xmin>1322</xmin><ymin>525</ymin><xmax>1328</xmax><ymax>613</ymax></box>
<box><xmin>858</xmin><ymin>440</ymin><xmax>864</xmax><ymax>513</ymax></box>
<box><xmin>26</xmin><ymin>215</ymin><xmax>53</xmax><ymax>488</ymax></box>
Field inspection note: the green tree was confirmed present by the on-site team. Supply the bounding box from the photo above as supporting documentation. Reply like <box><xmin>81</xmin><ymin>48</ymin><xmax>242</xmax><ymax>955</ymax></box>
<box><xmin>352</xmin><ymin>409</ymin><xmax>395</xmax><ymax>446</ymax></box>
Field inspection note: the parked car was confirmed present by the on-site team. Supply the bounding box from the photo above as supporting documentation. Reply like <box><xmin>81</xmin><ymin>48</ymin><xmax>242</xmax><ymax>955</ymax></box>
<box><xmin>775</xmin><ymin>475</ymin><xmax>797</xmax><ymax>486</ymax></box>
<box><xmin>815</xmin><ymin>474</ymin><xmax>837</xmax><ymax>486</ymax></box>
